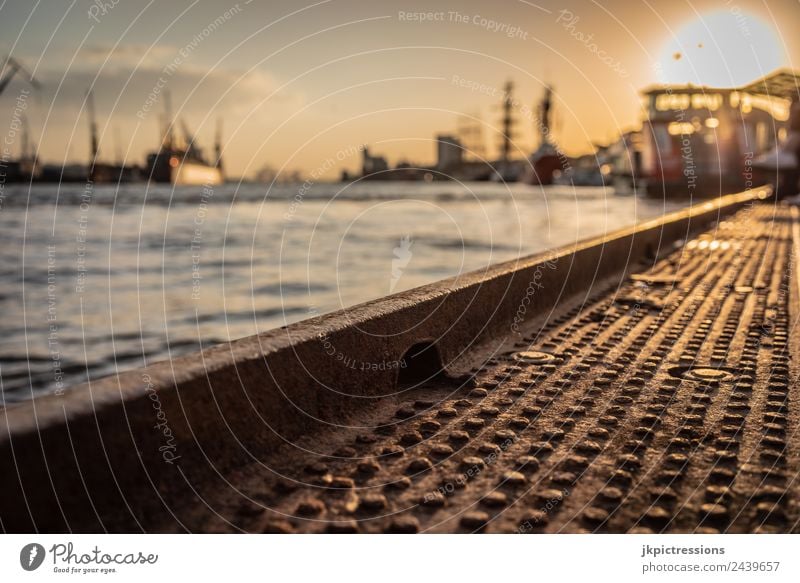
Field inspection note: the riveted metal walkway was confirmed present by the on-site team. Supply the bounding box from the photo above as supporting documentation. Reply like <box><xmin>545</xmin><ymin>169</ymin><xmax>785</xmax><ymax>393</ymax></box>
<box><xmin>206</xmin><ymin>202</ymin><xmax>797</xmax><ymax>534</ymax></box>
<box><xmin>1</xmin><ymin>190</ymin><xmax>797</xmax><ymax>533</ymax></box>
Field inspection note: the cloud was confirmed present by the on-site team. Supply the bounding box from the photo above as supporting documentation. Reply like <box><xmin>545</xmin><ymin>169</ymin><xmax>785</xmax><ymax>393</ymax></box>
<box><xmin>1</xmin><ymin>43</ymin><xmax>306</xmax><ymax>174</ymax></box>
<box><xmin>39</xmin><ymin>43</ymin><xmax>302</xmax><ymax>118</ymax></box>
<box><xmin>76</xmin><ymin>43</ymin><xmax>178</xmax><ymax>70</ymax></box>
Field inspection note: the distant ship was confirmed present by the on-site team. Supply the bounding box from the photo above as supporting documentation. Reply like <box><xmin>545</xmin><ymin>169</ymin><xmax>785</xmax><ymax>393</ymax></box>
<box><xmin>145</xmin><ymin>146</ymin><xmax>223</xmax><ymax>185</ymax></box>
<box><xmin>145</xmin><ymin>93</ymin><xmax>223</xmax><ymax>185</ymax></box>
<box><xmin>38</xmin><ymin>89</ymin><xmax>142</xmax><ymax>184</ymax></box>
<box><xmin>524</xmin><ymin>86</ymin><xmax>563</xmax><ymax>185</ymax></box>
<box><xmin>639</xmin><ymin>69</ymin><xmax>797</xmax><ymax>197</ymax></box>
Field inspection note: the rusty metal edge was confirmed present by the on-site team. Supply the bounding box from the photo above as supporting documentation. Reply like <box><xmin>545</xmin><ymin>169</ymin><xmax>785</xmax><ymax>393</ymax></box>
<box><xmin>0</xmin><ymin>187</ymin><xmax>772</xmax><ymax>532</ymax></box>
<box><xmin>1</xmin><ymin>188</ymin><xmax>769</xmax><ymax>425</ymax></box>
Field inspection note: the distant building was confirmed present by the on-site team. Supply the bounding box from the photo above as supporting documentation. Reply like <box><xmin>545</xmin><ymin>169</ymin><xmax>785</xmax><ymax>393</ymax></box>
<box><xmin>255</xmin><ymin>164</ymin><xmax>277</xmax><ymax>183</ymax></box>
<box><xmin>362</xmin><ymin>146</ymin><xmax>388</xmax><ymax>176</ymax></box>
<box><xmin>436</xmin><ymin>135</ymin><xmax>463</xmax><ymax>171</ymax></box>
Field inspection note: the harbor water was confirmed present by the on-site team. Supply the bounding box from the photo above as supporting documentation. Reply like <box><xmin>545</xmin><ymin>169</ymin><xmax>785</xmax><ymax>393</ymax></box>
<box><xmin>0</xmin><ymin>181</ymin><xmax>683</xmax><ymax>403</ymax></box>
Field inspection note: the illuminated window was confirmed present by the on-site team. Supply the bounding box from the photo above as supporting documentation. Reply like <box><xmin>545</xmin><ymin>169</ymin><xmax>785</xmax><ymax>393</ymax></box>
<box><xmin>656</xmin><ymin>93</ymin><xmax>691</xmax><ymax>111</ymax></box>
<box><xmin>668</xmin><ymin>122</ymin><xmax>695</xmax><ymax>135</ymax></box>
<box><xmin>740</xmin><ymin>94</ymin><xmax>752</xmax><ymax>114</ymax></box>
<box><xmin>691</xmin><ymin>93</ymin><xmax>722</xmax><ymax>111</ymax></box>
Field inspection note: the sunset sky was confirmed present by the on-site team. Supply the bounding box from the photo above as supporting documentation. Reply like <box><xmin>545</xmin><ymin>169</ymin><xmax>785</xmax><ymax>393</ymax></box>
<box><xmin>1</xmin><ymin>0</ymin><xmax>799</xmax><ymax>178</ymax></box>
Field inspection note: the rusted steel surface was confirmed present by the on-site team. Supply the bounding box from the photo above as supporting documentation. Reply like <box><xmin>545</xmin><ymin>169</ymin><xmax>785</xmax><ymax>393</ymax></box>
<box><xmin>4</xmin><ymin>188</ymin><xmax>797</xmax><ymax>533</ymax></box>
<box><xmin>235</xmin><ymin>201</ymin><xmax>796</xmax><ymax>534</ymax></box>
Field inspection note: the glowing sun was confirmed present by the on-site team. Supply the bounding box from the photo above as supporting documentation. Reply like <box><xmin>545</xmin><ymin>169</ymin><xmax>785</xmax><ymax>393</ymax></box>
<box><xmin>658</xmin><ymin>9</ymin><xmax>784</xmax><ymax>87</ymax></box>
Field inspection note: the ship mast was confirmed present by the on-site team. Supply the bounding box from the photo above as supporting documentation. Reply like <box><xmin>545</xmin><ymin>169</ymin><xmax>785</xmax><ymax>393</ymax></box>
<box><xmin>113</xmin><ymin>125</ymin><xmax>122</xmax><ymax>166</ymax></box>
<box><xmin>499</xmin><ymin>79</ymin><xmax>516</xmax><ymax>163</ymax></box>
<box><xmin>19</xmin><ymin>112</ymin><xmax>38</xmax><ymax>173</ymax></box>
<box><xmin>162</xmin><ymin>90</ymin><xmax>174</xmax><ymax>150</ymax></box>
<box><xmin>180</xmin><ymin>118</ymin><xmax>201</xmax><ymax>161</ymax></box>
<box><xmin>214</xmin><ymin>117</ymin><xmax>224</xmax><ymax>176</ymax></box>
<box><xmin>87</xmin><ymin>89</ymin><xmax>100</xmax><ymax>181</ymax></box>
<box><xmin>20</xmin><ymin>113</ymin><xmax>30</xmax><ymax>160</ymax></box>
<box><xmin>538</xmin><ymin>85</ymin><xmax>553</xmax><ymax>146</ymax></box>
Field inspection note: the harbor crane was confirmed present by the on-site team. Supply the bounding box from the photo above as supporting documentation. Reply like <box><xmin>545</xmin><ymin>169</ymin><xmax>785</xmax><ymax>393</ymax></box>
<box><xmin>0</xmin><ymin>56</ymin><xmax>41</xmax><ymax>96</ymax></box>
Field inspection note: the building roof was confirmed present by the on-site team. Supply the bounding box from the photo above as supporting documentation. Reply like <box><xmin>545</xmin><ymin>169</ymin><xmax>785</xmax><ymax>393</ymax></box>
<box><xmin>740</xmin><ymin>69</ymin><xmax>800</xmax><ymax>100</ymax></box>
<box><xmin>642</xmin><ymin>68</ymin><xmax>800</xmax><ymax>100</ymax></box>
<box><xmin>641</xmin><ymin>84</ymin><xmax>733</xmax><ymax>96</ymax></box>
